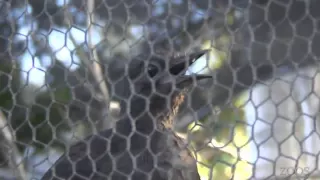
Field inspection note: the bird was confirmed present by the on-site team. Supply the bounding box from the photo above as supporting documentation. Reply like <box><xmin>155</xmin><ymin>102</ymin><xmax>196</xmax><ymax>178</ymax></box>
<box><xmin>41</xmin><ymin>49</ymin><xmax>212</xmax><ymax>180</ymax></box>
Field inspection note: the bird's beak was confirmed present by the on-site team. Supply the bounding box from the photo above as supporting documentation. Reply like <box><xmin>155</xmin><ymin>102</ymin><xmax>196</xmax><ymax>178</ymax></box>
<box><xmin>169</xmin><ymin>49</ymin><xmax>210</xmax><ymax>75</ymax></box>
<box><xmin>169</xmin><ymin>49</ymin><xmax>212</xmax><ymax>87</ymax></box>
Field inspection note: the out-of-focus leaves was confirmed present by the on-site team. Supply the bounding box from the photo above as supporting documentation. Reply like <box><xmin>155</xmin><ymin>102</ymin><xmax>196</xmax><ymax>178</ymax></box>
<box><xmin>196</xmin><ymin>145</ymin><xmax>252</xmax><ymax>180</ymax></box>
<box><xmin>188</xmin><ymin>91</ymin><xmax>251</xmax><ymax>179</ymax></box>
<box><xmin>213</xmin><ymin>107</ymin><xmax>246</xmax><ymax>142</ymax></box>
<box><xmin>196</xmin><ymin>147</ymin><xmax>233</xmax><ymax>180</ymax></box>
<box><xmin>0</xmin><ymin>60</ymin><xmax>74</xmax><ymax>153</ymax></box>
<box><xmin>193</xmin><ymin>105</ymin><xmax>246</xmax><ymax>142</ymax></box>
<box><xmin>11</xmin><ymin>94</ymin><xmax>71</xmax><ymax>152</ymax></box>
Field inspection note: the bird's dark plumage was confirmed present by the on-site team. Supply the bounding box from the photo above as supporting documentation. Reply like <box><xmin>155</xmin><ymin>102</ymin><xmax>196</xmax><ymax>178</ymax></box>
<box><xmin>41</xmin><ymin>50</ymin><xmax>212</xmax><ymax>180</ymax></box>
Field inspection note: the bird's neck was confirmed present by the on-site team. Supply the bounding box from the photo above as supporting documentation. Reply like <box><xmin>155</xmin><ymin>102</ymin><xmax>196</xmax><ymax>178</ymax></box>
<box><xmin>114</xmin><ymin>91</ymin><xmax>186</xmax><ymax>135</ymax></box>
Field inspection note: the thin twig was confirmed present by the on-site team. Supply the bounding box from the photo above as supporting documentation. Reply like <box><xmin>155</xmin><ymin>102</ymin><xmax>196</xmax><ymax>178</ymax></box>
<box><xmin>0</xmin><ymin>110</ymin><xmax>26</xmax><ymax>180</ymax></box>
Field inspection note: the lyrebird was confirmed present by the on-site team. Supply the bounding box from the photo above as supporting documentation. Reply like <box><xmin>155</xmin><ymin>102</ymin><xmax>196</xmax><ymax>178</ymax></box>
<box><xmin>41</xmin><ymin>50</ymin><xmax>212</xmax><ymax>180</ymax></box>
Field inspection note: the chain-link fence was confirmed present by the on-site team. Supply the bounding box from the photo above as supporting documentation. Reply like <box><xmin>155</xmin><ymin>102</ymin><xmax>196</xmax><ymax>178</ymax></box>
<box><xmin>0</xmin><ymin>0</ymin><xmax>320</xmax><ymax>179</ymax></box>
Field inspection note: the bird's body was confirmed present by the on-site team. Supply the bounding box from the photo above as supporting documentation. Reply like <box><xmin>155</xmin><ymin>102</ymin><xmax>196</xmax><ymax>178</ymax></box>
<box><xmin>41</xmin><ymin>50</ymin><xmax>211</xmax><ymax>180</ymax></box>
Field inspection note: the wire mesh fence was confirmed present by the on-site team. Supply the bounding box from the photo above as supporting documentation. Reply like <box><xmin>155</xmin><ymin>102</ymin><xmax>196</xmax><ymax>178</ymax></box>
<box><xmin>0</xmin><ymin>0</ymin><xmax>319</xmax><ymax>179</ymax></box>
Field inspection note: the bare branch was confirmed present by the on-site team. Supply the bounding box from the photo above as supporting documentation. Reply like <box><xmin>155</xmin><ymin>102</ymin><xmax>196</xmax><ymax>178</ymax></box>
<box><xmin>86</xmin><ymin>0</ymin><xmax>115</xmax><ymax>130</ymax></box>
<box><xmin>86</xmin><ymin>0</ymin><xmax>109</xmax><ymax>102</ymax></box>
<box><xmin>0</xmin><ymin>111</ymin><xmax>26</xmax><ymax>180</ymax></box>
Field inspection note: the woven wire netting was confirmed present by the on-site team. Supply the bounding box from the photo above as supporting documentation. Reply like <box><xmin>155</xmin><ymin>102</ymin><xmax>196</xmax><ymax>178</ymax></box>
<box><xmin>0</xmin><ymin>0</ymin><xmax>320</xmax><ymax>179</ymax></box>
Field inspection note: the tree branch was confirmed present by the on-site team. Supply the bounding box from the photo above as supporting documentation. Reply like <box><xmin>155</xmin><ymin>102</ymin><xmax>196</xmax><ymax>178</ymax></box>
<box><xmin>0</xmin><ymin>110</ymin><xmax>26</xmax><ymax>180</ymax></box>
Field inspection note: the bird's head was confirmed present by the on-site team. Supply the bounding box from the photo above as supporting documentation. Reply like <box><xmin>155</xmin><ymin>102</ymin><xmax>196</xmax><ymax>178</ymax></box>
<box><xmin>107</xmin><ymin>50</ymin><xmax>212</xmax><ymax>123</ymax></box>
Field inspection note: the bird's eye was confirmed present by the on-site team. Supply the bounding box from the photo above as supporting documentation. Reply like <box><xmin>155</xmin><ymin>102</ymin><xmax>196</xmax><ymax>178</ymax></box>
<box><xmin>147</xmin><ymin>64</ymin><xmax>159</xmax><ymax>77</ymax></box>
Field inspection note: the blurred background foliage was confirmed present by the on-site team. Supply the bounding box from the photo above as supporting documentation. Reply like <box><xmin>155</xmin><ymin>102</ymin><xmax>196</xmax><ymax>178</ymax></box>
<box><xmin>0</xmin><ymin>0</ymin><xmax>292</xmax><ymax>179</ymax></box>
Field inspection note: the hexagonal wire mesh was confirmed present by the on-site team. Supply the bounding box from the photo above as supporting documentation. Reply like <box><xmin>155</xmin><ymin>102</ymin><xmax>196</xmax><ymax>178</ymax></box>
<box><xmin>0</xmin><ymin>0</ymin><xmax>320</xmax><ymax>179</ymax></box>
